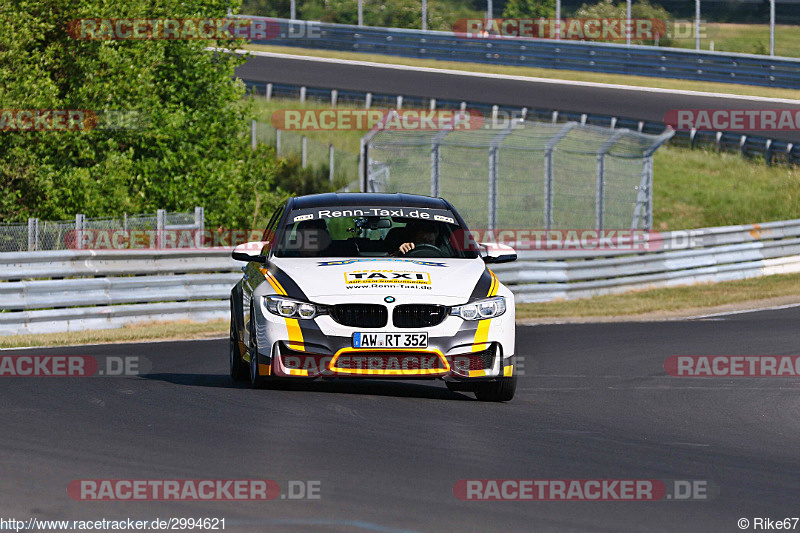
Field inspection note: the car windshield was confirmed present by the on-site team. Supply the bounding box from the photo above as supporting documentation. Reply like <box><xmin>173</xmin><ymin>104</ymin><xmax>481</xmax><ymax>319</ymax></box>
<box><xmin>273</xmin><ymin>206</ymin><xmax>478</xmax><ymax>259</ymax></box>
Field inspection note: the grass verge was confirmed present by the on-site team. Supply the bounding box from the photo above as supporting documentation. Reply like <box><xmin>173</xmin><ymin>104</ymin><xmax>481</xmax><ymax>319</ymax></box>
<box><xmin>0</xmin><ymin>320</ymin><xmax>228</xmax><ymax>350</ymax></box>
<box><xmin>516</xmin><ymin>272</ymin><xmax>800</xmax><ymax>319</ymax></box>
<box><xmin>243</xmin><ymin>43</ymin><xmax>800</xmax><ymax>101</ymax></box>
<box><xmin>671</xmin><ymin>23</ymin><xmax>800</xmax><ymax>58</ymax></box>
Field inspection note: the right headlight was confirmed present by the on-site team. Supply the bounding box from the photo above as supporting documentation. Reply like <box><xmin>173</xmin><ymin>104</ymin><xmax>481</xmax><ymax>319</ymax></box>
<box><xmin>450</xmin><ymin>296</ymin><xmax>506</xmax><ymax>320</ymax></box>
<box><xmin>265</xmin><ymin>296</ymin><xmax>326</xmax><ymax>320</ymax></box>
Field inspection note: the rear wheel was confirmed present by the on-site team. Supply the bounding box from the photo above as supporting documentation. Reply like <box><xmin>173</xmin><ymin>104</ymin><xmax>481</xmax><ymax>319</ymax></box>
<box><xmin>229</xmin><ymin>305</ymin><xmax>248</xmax><ymax>382</ymax></box>
<box><xmin>474</xmin><ymin>376</ymin><xmax>517</xmax><ymax>402</ymax></box>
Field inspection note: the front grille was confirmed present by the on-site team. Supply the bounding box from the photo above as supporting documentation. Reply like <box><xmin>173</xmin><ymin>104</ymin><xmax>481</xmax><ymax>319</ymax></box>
<box><xmin>393</xmin><ymin>304</ymin><xmax>447</xmax><ymax>328</ymax></box>
<box><xmin>329</xmin><ymin>304</ymin><xmax>388</xmax><ymax>328</ymax></box>
<box><xmin>451</xmin><ymin>345</ymin><xmax>496</xmax><ymax>372</ymax></box>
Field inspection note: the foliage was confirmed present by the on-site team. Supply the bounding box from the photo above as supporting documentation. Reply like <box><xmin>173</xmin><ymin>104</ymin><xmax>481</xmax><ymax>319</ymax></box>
<box><xmin>502</xmin><ymin>0</ymin><xmax>556</xmax><ymax>19</ymax></box>
<box><xmin>573</xmin><ymin>0</ymin><xmax>674</xmax><ymax>46</ymax></box>
<box><xmin>0</xmin><ymin>0</ymin><xmax>285</xmax><ymax>228</ymax></box>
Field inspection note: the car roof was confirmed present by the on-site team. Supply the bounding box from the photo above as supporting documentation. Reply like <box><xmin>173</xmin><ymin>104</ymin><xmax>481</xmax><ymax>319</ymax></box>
<box><xmin>289</xmin><ymin>193</ymin><xmax>449</xmax><ymax>210</ymax></box>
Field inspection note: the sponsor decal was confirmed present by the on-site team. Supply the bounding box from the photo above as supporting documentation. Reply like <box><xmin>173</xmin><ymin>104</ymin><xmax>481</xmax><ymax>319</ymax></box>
<box><xmin>344</xmin><ymin>270</ymin><xmax>431</xmax><ymax>285</ymax></box>
<box><xmin>318</xmin><ymin>259</ymin><xmax>447</xmax><ymax>267</ymax></box>
<box><xmin>289</xmin><ymin>207</ymin><xmax>458</xmax><ymax>222</ymax></box>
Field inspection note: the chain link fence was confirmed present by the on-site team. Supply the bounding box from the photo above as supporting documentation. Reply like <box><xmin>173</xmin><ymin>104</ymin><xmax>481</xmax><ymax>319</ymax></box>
<box><xmin>361</xmin><ymin>119</ymin><xmax>674</xmax><ymax>231</ymax></box>
<box><xmin>252</xmin><ymin>120</ymin><xmax>360</xmax><ymax>190</ymax></box>
<box><xmin>1</xmin><ymin>208</ymin><xmax>204</xmax><ymax>252</ymax></box>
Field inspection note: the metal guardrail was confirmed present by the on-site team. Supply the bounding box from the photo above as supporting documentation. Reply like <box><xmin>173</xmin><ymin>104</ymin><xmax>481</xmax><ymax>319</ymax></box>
<box><xmin>249</xmin><ymin>17</ymin><xmax>800</xmax><ymax>89</ymax></box>
<box><xmin>243</xmin><ymin>80</ymin><xmax>800</xmax><ymax>166</ymax></box>
<box><xmin>494</xmin><ymin>218</ymin><xmax>800</xmax><ymax>302</ymax></box>
<box><xmin>2</xmin><ymin>218</ymin><xmax>800</xmax><ymax>334</ymax></box>
<box><xmin>0</xmin><ymin>249</ymin><xmax>239</xmax><ymax>335</ymax></box>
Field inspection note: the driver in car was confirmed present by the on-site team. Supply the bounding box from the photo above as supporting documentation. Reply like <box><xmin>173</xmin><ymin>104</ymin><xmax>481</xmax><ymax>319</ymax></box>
<box><xmin>396</xmin><ymin>222</ymin><xmax>440</xmax><ymax>255</ymax></box>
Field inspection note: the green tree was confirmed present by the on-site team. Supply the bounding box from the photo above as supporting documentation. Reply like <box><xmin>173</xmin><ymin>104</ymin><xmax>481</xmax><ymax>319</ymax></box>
<box><xmin>0</xmin><ymin>0</ymin><xmax>282</xmax><ymax>227</ymax></box>
<box><xmin>574</xmin><ymin>0</ymin><xmax>674</xmax><ymax>46</ymax></box>
<box><xmin>503</xmin><ymin>0</ymin><xmax>556</xmax><ymax>19</ymax></box>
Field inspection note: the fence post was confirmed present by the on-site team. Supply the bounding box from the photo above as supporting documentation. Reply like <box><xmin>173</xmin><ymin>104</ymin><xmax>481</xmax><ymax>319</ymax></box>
<box><xmin>359</xmin><ymin>129</ymin><xmax>381</xmax><ymax>192</ymax></box>
<box><xmin>596</xmin><ymin>129</ymin><xmax>626</xmax><ymax>231</ymax></box>
<box><xmin>429</xmin><ymin>98</ymin><xmax>436</xmax><ymax>111</ymax></box>
<box><xmin>430</xmin><ymin>130</ymin><xmax>450</xmax><ymax>197</ymax></box>
<box><xmin>157</xmin><ymin>209</ymin><xmax>166</xmax><ymax>249</ymax></box>
<box><xmin>331</xmin><ymin>89</ymin><xmax>338</xmax><ymax>108</ymax></box>
<box><xmin>266</xmin><ymin>83</ymin><xmax>273</xmax><ymax>102</ymax></box>
<box><xmin>487</xmin><ymin>121</ymin><xmax>517</xmax><ymax>230</ymax></box>
<box><xmin>276</xmin><ymin>129</ymin><xmax>281</xmax><ymax>156</ymax></box>
<box><xmin>27</xmin><ymin>218</ymin><xmax>38</xmax><ymax>252</ymax></box>
<box><xmin>543</xmin><ymin>122</ymin><xmax>577</xmax><ymax>230</ymax></box>
<box><xmin>300</xmin><ymin>86</ymin><xmax>307</xmax><ymax>104</ymax></box>
<box><xmin>75</xmin><ymin>214</ymin><xmax>85</xmax><ymax>250</ymax></box>
<box><xmin>194</xmin><ymin>207</ymin><xmax>205</xmax><ymax>233</ymax></box>
<box><xmin>365</xmin><ymin>92</ymin><xmax>372</xmax><ymax>110</ymax></box>
<box><xmin>329</xmin><ymin>144</ymin><xmax>335</xmax><ymax>184</ymax></box>
<box><xmin>301</xmin><ymin>136</ymin><xmax>307</xmax><ymax>168</ymax></box>
<box><xmin>396</xmin><ymin>95</ymin><xmax>403</xmax><ymax>109</ymax></box>
<box><xmin>634</xmin><ymin>128</ymin><xmax>674</xmax><ymax>229</ymax></box>
<box><xmin>251</xmin><ymin>119</ymin><xmax>257</xmax><ymax>150</ymax></box>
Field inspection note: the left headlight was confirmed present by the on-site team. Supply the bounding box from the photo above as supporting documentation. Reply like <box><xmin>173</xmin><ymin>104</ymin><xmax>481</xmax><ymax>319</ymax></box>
<box><xmin>450</xmin><ymin>296</ymin><xmax>506</xmax><ymax>320</ymax></box>
<box><xmin>265</xmin><ymin>296</ymin><xmax>327</xmax><ymax>320</ymax></box>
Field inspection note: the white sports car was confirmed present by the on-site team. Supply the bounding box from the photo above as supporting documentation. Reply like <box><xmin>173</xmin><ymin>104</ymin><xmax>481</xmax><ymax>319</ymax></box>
<box><xmin>229</xmin><ymin>193</ymin><xmax>518</xmax><ymax>401</ymax></box>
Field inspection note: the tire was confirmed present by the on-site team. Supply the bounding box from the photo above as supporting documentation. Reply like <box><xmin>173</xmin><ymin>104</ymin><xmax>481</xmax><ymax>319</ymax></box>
<box><xmin>229</xmin><ymin>304</ymin><xmax>248</xmax><ymax>382</ymax></box>
<box><xmin>474</xmin><ymin>376</ymin><xmax>517</xmax><ymax>402</ymax></box>
<box><xmin>249</xmin><ymin>308</ymin><xmax>268</xmax><ymax>389</ymax></box>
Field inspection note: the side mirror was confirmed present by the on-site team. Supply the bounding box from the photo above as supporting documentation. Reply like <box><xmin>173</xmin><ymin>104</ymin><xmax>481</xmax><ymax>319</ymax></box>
<box><xmin>479</xmin><ymin>242</ymin><xmax>517</xmax><ymax>264</ymax></box>
<box><xmin>232</xmin><ymin>241</ymin><xmax>269</xmax><ymax>263</ymax></box>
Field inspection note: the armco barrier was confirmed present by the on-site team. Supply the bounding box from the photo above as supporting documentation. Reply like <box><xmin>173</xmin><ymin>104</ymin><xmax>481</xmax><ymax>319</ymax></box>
<box><xmin>2</xmin><ymin>219</ymin><xmax>800</xmax><ymax>334</ymax></box>
<box><xmin>248</xmin><ymin>17</ymin><xmax>800</xmax><ymax>89</ymax></box>
<box><xmin>0</xmin><ymin>249</ymin><xmax>240</xmax><ymax>336</ymax></box>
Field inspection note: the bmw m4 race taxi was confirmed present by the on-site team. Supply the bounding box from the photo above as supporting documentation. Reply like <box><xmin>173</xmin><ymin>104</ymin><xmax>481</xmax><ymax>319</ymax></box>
<box><xmin>228</xmin><ymin>193</ymin><xmax>518</xmax><ymax>401</ymax></box>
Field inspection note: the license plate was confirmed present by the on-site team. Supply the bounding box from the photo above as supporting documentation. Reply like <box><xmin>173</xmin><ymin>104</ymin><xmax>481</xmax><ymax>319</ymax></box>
<box><xmin>352</xmin><ymin>332</ymin><xmax>428</xmax><ymax>349</ymax></box>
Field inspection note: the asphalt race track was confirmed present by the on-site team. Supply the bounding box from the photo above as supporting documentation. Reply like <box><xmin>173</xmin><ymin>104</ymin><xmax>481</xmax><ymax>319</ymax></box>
<box><xmin>235</xmin><ymin>53</ymin><xmax>800</xmax><ymax>144</ymax></box>
<box><xmin>2</xmin><ymin>306</ymin><xmax>799</xmax><ymax>531</ymax></box>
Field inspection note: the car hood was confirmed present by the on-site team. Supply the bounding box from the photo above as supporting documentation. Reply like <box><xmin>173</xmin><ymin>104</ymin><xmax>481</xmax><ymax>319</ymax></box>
<box><xmin>270</xmin><ymin>256</ymin><xmax>487</xmax><ymax>303</ymax></box>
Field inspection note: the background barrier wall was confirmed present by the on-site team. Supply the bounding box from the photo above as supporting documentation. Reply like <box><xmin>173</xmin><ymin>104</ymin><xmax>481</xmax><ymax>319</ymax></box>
<box><xmin>2</xmin><ymin>218</ymin><xmax>799</xmax><ymax>335</ymax></box>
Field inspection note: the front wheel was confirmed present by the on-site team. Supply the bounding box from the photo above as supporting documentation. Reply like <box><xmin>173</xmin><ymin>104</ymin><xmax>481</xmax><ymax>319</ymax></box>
<box><xmin>230</xmin><ymin>309</ymin><xmax>248</xmax><ymax>382</ymax></box>
<box><xmin>249</xmin><ymin>311</ymin><xmax>268</xmax><ymax>389</ymax></box>
<box><xmin>474</xmin><ymin>376</ymin><xmax>517</xmax><ymax>402</ymax></box>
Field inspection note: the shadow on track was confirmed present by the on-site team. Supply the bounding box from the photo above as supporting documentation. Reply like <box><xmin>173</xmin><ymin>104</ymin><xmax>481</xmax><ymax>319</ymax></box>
<box><xmin>140</xmin><ymin>372</ymin><xmax>475</xmax><ymax>401</ymax></box>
